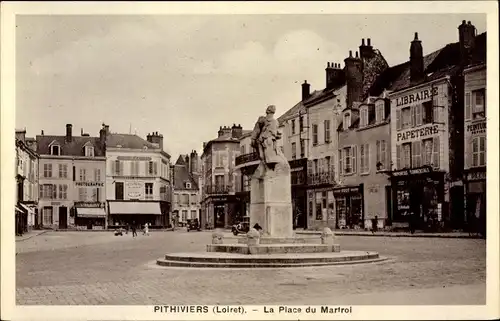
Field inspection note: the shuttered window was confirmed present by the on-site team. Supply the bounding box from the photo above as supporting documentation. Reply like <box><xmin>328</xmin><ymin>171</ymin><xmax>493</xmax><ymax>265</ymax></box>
<box><xmin>338</xmin><ymin>149</ymin><xmax>343</xmax><ymax>176</ymax></box>
<box><xmin>396</xmin><ymin>109</ymin><xmax>402</xmax><ymax>130</ymax></box>
<box><xmin>432</xmin><ymin>136</ymin><xmax>440</xmax><ymax>168</ymax></box>
<box><xmin>465</xmin><ymin>92</ymin><xmax>472</xmax><ymax>120</ymax></box>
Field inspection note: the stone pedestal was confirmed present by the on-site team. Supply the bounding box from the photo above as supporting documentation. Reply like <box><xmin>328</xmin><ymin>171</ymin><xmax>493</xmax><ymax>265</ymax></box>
<box><xmin>250</xmin><ymin>162</ymin><xmax>293</xmax><ymax>238</ymax></box>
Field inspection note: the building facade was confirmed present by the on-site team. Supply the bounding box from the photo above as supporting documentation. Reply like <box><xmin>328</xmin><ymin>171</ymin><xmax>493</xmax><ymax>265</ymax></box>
<box><xmin>463</xmin><ymin>63</ymin><xmax>486</xmax><ymax>234</ymax></box>
<box><xmin>36</xmin><ymin>124</ymin><xmax>106</xmax><ymax>230</ymax></box>
<box><xmin>105</xmin><ymin>127</ymin><xmax>172</xmax><ymax>229</ymax></box>
<box><xmin>15</xmin><ymin>130</ymin><xmax>39</xmax><ymax>234</ymax></box>
<box><xmin>172</xmin><ymin>151</ymin><xmax>201</xmax><ymax>226</ymax></box>
<box><xmin>200</xmin><ymin>125</ymin><xmax>246</xmax><ymax>229</ymax></box>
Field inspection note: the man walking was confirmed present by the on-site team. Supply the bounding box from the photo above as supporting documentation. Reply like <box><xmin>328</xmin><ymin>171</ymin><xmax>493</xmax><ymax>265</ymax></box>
<box><xmin>131</xmin><ymin>221</ymin><xmax>137</xmax><ymax>238</ymax></box>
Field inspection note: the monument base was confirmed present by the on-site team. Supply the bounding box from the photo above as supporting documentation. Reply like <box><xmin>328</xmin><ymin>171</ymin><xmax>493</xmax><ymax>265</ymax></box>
<box><xmin>207</xmin><ymin>243</ymin><xmax>341</xmax><ymax>255</ymax></box>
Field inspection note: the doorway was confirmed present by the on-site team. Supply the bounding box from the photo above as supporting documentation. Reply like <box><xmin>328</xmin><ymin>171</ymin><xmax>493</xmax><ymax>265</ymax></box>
<box><xmin>214</xmin><ymin>204</ymin><xmax>225</xmax><ymax>228</ymax></box>
<box><xmin>115</xmin><ymin>182</ymin><xmax>124</xmax><ymax>200</ymax></box>
<box><xmin>59</xmin><ymin>206</ymin><xmax>68</xmax><ymax>229</ymax></box>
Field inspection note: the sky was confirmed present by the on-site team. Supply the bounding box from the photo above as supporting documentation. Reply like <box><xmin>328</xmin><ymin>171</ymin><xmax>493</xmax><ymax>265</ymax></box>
<box><xmin>16</xmin><ymin>14</ymin><xmax>486</xmax><ymax>160</ymax></box>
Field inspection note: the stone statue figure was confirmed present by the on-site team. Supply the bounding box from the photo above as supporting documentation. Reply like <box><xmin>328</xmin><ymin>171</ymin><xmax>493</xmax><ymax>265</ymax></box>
<box><xmin>251</xmin><ymin>105</ymin><xmax>287</xmax><ymax>170</ymax></box>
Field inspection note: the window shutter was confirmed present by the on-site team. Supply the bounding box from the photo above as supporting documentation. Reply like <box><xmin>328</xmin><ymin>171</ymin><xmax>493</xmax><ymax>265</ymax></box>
<box><xmin>396</xmin><ymin>145</ymin><xmax>401</xmax><ymax>169</ymax></box>
<box><xmin>376</xmin><ymin>140</ymin><xmax>380</xmax><ymax>164</ymax></box>
<box><xmin>416</xmin><ymin>105</ymin><xmax>422</xmax><ymax>126</ymax></box>
<box><xmin>352</xmin><ymin>145</ymin><xmax>357</xmax><ymax>173</ymax></box>
<box><xmin>366</xmin><ymin>144</ymin><xmax>370</xmax><ymax>172</ymax></box>
<box><xmin>433</xmin><ymin>93</ymin><xmax>440</xmax><ymax>123</ymax></box>
<box><xmin>383</xmin><ymin>140</ymin><xmax>388</xmax><ymax>169</ymax></box>
<box><xmin>410</xmin><ymin>106</ymin><xmax>415</xmax><ymax>127</ymax></box>
<box><xmin>411</xmin><ymin>141</ymin><xmax>417</xmax><ymax>167</ymax></box>
<box><xmin>396</xmin><ymin>109</ymin><xmax>401</xmax><ymax>130</ymax></box>
<box><xmin>154</xmin><ymin>162</ymin><xmax>158</xmax><ymax>175</ymax></box>
<box><xmin>307</xmin><ymin>160</ymin><xmax>313</xmax><ymax>176</ymax></box>
<box><xmin>432</xmin><ymin>136</ymin><xmax>440</xmax><ymax>168</ymax></box>
<box><xmin>338</xmin><ymin>149</ymin><xmax>343</xmax><ymax>176</ymax></box>
<box><xmin>465</xmin><ymin>92</ymin><xmax>472</xmax><ymax>120</ymax></box>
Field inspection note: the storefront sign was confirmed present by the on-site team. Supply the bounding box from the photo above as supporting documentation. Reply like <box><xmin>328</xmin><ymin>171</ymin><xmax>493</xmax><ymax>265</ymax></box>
<box><xmin>394</xmin><ymin>87</ymin><xmax>439</xmax><ymax>108</ymax></box>
<box><xmin>127</xmin><ymin>182</ymin><xmax>144</xmax><ymax>198</ymax></box>
<box><xmin>466</xmin><ymin>171</ymin><xmax>486</xmax><ymax>181</ymax></box>
<box><xmin>392</xmin><ymin>166</ymin><xmax>433</xmax><ymax>177</ymax></box>
<box><xmin>74</xmin><ymin>202</ymin><xmax>105</xmax><ymax>208</ymax></box>
<box><xmin>333</xmin><ymin>186</ymin><xmax>362</xmax><ymax>195</ymax></box>
<box><xmin>466</xmin><ymin>121</ymin><xmax>486</xmax><ymax>134</ymax></box>
<box><xmin>291</xmin><ymin>167</ymin><xmax>303</xmax><ymax>172</ymax></box>
<box><xmin>117</xmin><ymin>156</ymin><xmax>152</xmax><ymax>161</ymax></box>
<box><xmin>397</xmin><ymin>124</ymin><xmax>439</xmax><ymax>142</ymax></box>
<box><xmin>51</xmin><ymin>202</ymin><xmax>61</xmax><ymax>205</ymax></box>
<box><xmin>75</xmin><ymin>181</ymin><xmax>104</xmax><ymax>187</ymax></box>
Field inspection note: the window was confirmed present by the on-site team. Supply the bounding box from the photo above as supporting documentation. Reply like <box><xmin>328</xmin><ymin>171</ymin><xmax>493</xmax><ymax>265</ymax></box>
<box><xmin>42</xmin><ymin>207</ymin><xmax>53</xmax><ymax>226</ymax></box>
<box><xmin>472</xmin><ymin>136</ymin><xmax>486</xmax><ymax>167</ymax></box>
<box><xmin>402</xmin><ymin>143</ymin><xmax>411</xmax><ymax>168</ymax></box>
<box><xmin>313</xmin><ymin>159</ymin><xmax>319</xmax><ymax>175</ymax></box>
<box><xmin>291</xmin><ymin>119</ymin><xmax>296</xmax><ymax>135</ymax></box>
<box><xmin>375</xmin><ymin>102</ymin><xmax>385</xmax><ymax>123</ymax></box>
<box><xmin>360</xmin><ymin>144</ymin><xmax>369</xmax><ymax>173</ymax></box>
<box><xmin>315</xmin><ymin>192</ymin><xmax>323</xmax><ymax>220</ymax></box>
<box><xmin>190</xmin><ymin>194</ymin><xmax>197</xmax><ymax>204</ymax></box>
<box><xmin>43</xmin><ymin>164</ymin><xmax>52</xmax><ymax>178</ymax></box>
<box><xmin>78</xmin><ymin>188</ymin><xmax>87</xmax><ymax>201</ymax></box>
<box><xmin>411</xmin><ymin>141</ymin><xmax>421</xmax><ymax>167</ymax></box>
<box><xmin>343</xmin><ymin>146</ymin><xmax>356</xmax><ymax>174</ymax></box>
<box><xmin>115</xmin><ymin>182</ymin><xmax>124</xmax><ymax>200</ymax></box>
<box><xmin>360</xmin><ymin>107</ymin><xmax>368</xmax><ymax>127</ymax></box>
<box><xmin>422</xmin><ymin>139</ymin><xmax>433</xmax><ymax>166</ymax></box>
<box><xmin>415</xmin><ymin>104</ymin><xmax>423</xmax><ymax>126</ymax></box>
<box><xmin>58</xmin><ymin>164</ymin><xmax>67</xmax><ymax>178</ymax></box>
<box><xmin>148</xmin><ymin>161</ymin><xmax>158</xmax><ymax>176</ymax></box>
<box><xmin>85</xmin><ymin>146</ymin><xmax>94</xmax><ymax>157</ymax></box>
<box><xmin>312</xmin><ymin>124</ymin><xmax>318</xmax><ymax>145</ymax></box>
<box><xmin>51</xmin><ymin>145</ymin><xmax>60</xmax><ymax>156</ymax></box>
<box><xmin>186</xmin><ymin>182</ymin><xmax>192</xmax><ymax>189</ymax></box>
<box><xmin>40</xmin><ymin>184</ymin><xmax>55</xmax><ymax>199</ymax></box>
<box><xmin>343</xmin><ymin>113</ymin><xmax>351</xmax><ymax>130</ymax></box>
<box><xmin>58</xmin><ymin>184</ymin><xmax>68</xmax><ymax>200</ymax></box>
<box><xmin>324</xmin><ymin>120</ymin><xmax>331</xmax><ymax>143</ymax></box>
<box><xmin>215</xmin><ymin>175</ymin><xmax>224</xmax><ymax>188</ymax></box>
<box><xmin>240</xmin><ymin>145</ymin><xmax>246</xmax><ymax>155</ymax></box>
<box><xmin>299</xmin><ymin>116</ymin><xmax>304</xmax><ymax>132</ymax></box>
<box><xmin>191</xmin><ymin>210</ymin><xmax>197</xmax><ymax>220</ymax></box>
<box><xmin>325</xmin><ymin>156</ymin><xmax>331</xmax><ymax>173</ymax></box>
<box><xmin>114</xmin><ymin>160</ymin><xmax>122</xmax><ymax>175</ymax></box>
<box><xmin>182</xmin><ymin>210</ymin><xmax>188</xmax><ymax>222</ymax></box>
<box><xmin>145</xmin><ymin>183</ymin><xmax>153</xmax><ymax>199</ymax></box>
<box><xmin>402</xmin><ymin>107</ymin><xmax>411</xmax><ymax>128</ymax></box>
<box><xmin>376</xmin><ymin>140</ymin><xmax>387</xmax><ymax>170</ymax></box>
<box><xmin>300</xmin><ymin>139</ymin><xmax>305</xmax><ymax>157</ymax></box>
<box><xmin>291</xmin><ymin>142</ymin><xmax>297</xmax><ymax>160</ymax></box>
<box><xmin>94</xmin><ymin>169</ymin><xmax>101</xmax><ymax>181</ymax></box>
<box><xmin>131</xmin><ymin>161</ymin><xmax>139</xmax><ymax>176</ymax></box>
<box><xmin>432</xmin><ymin>136</ymin><xmax>440</xmax><ymax>168</ymax></box>
<box><xmin>423</xmin><ymin>101</ymin><xmax>433</xmax><ymax>124</ymax></box>
<box><xmin>79</xmin><ymin>168</ymin><xmax>86</xmax><ymax>181</ymax></box>
<box><xmin>472</xmin><ymin>89</ymin><xmax>486</xmax><ymax>119</ymax></box>
<box><xmin>181</xmin><ymin>194</ymin><xmax>189</xmax><ymax>205</ymax></box>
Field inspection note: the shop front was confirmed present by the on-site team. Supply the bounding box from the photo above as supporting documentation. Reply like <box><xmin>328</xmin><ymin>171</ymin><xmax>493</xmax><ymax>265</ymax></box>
<box><xmin>107</xmin><ymin>200</ymin><xmax>164</xmax><ymax>229</ymax></box>
<box><xmin>333</xmin><ymin>184</ymin><xmax>364</xmax><ymax>229</ymax></box>
<box><xmin>290</xmin><ymin>158</ymin><xmax>307</xmax><ymax>229</ymax></box>
<box><xmin>203</xmin><ymin>195</ymin><xmax>240</xmax><ymax>229</ymax></box>
<box><xmin>390</xmin><ymin>166</ymin><xmax>445</xmax><ymax>230</ymax></box>
<box><xmin>464</xmin><ymin>167</ymin><xmax>486</xmax><ymax>236</ymax></box>
<box><xmin>74</xmin><ymin>202</ymin><xmax>106</xmax><ymax>230</ymax></box>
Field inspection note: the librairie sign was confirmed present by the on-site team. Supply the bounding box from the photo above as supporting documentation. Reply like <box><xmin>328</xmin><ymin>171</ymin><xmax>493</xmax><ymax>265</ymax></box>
<box><xmin>397</xmin><ymin>124</ymin><xmax>439</xmax><ymax>142</ymax></box>
<box><xmin>392</xmin><ymin>166</ymin><xmax>433</xmax><ymax>177</ymax></box>
<box><xmin>394</xmin><ymin>86</ymin><xmax>439</xmax><ymax>108</ymax></box>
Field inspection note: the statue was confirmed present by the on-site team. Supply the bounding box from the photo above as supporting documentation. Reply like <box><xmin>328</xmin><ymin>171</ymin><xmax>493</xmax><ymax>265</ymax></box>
<box><xmin>251</xmin><ymin>105</ymin><xmax>287</xmax><ymax>171</ymax></box>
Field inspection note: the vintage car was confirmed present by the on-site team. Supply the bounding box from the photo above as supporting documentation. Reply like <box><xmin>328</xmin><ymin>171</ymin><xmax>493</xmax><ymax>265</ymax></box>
<box><xmin>231</xmin><ymin>216</ymin><xmax>250</xmax><ymax>235</ymax></box>
<box><xmin>187</xmin><ymin>218</ymin><xmax>202</xmax><ymax>232</ymax></box>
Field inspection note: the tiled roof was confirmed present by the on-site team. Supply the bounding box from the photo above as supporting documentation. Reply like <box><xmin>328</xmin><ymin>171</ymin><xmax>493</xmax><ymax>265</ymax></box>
<box><xmin>106</xmin><ymin>133</ymin><xmax>158</xmax><ymax>150</ymax></box>
<box><xmin>369</xmin><ymin>32</ymin><xmax>486</xmax><ymax>96</ymax></box>
<box><xmin>173</xmin><ymin>164</ymin><xmax>199</xmax><ymax>190</ymax></box>
<box><xmin>36</xmin><ymin>135</ymin><xmax>105</xmax><ymax>157</ymax></box>
<box><xmin>175</xmin><ymin>155</ymin><xmax>188</xmax><ymax>166</ymax></box>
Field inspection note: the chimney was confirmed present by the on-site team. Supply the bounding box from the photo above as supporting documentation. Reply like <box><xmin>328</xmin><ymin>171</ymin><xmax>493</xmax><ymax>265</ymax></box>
<box><xmin>458</xmin><ymin>20</ymin><xmax>476</xmax><ymax>67</ymax></box>
<box><xmin>344</xmin><ymin>50</ymin><xmax>363</xmax><ymax>109</ymax></box>
<box><xmin>190</xmin><ymin>150</ymin><xmax>199</xmax><ymax>175</ymax></box>
<box><xmin>41</xmin><ymin>130</ymin><xmax>44</xmax><ymax>136</ymax></box>
<box><xmin>410</xmin><ymin>32</ymin><xmax>425</xmax><ymax>84</ymax></box>
<box><xmin>231</xmin><ymin>124</ymin><xmax>243</xmax><ymax>138</ymax></box>
<box><xmin>149</xmin><ymin>132</ymin><xmax>164</xmax><ymax>150</ymax></box>
<box><xmin>66</xmin><ymin>124</ymin><xmax>72</xmax><ymax>142</ymax></box>
<box><xmin>217</xmin><ymin>126</ymin><xmax>224</xmax><ymax>137</ymax></box>
<box><xmin>301</xmin><ymin>80</ymin><xmax>311</xmax><ymax>101</ymax></box>
<box><xmin>359</xmin><ymin>38</ymin><xmax>374</xmax><ymax>60</ymax></box>
<box><xmin>326</xmin><ymin>62</ymin><xmax>345</xmax><ymax>89</ymax></box>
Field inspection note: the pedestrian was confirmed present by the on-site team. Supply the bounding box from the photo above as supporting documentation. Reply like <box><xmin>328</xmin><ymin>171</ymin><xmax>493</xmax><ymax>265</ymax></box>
<box><xmin>372</xmin><ymin>215</ymin><xmax>378</xmax><ymax>234</ymax></box>
<box><xmin>144</xmin><ymin>222</ymin><xmax>150</xmax><ymax>236</ymax></box>
<box><xmin>409</xmin><ymin>212</ymin><xmax>416</xmax><ymax>234</ymax></box>
<box><xmin>131</xmin><ymin>222</ymin><xmax>137</xmax><ymax>238</ymax></box>
<box><xmin>125</xmin><ymin>222</ymin><xmax>129</xmax><ymax>234</ymax></box>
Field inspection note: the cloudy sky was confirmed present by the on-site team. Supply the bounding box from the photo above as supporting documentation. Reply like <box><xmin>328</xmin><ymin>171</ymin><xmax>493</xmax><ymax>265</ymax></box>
<box><xmin>16</xmin><ymin>14</ymin><xmax>486</xmax><ymax>159</ymax></box>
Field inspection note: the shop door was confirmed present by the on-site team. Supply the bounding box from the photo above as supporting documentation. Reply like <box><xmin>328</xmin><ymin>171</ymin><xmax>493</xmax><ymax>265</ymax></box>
<box><xmin>59</xmin><ymin>206</ymin><xmax>68</xmax><ymax>229</ymax></box>
<box><xmin>385</xmin><ymin>186</ymin><xmax>392</xmax><ymax>223</ymax></box>
<box><xmin>214</xmin><ymin>204</ymin><xmax>225</xmax><ymax>228</ymax></box>
<box><xmin>450</xmin><ymin>186</ymin><xmax>465</xmax><ymax>229</ymax></box>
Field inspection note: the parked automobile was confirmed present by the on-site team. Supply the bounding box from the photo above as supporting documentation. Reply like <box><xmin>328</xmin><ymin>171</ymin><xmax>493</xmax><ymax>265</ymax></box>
<box><xmin>232</xmin><ymin>216</ymin><xmax>250</xmax><ymax>235</ymax></box>
<box><xmin>187</xmin><ymin>218</ymin><xmax>202</xmax><ymax>232</ymax></box>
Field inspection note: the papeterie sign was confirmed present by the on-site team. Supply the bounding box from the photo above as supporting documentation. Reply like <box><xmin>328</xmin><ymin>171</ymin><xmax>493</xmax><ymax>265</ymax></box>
<box><xmin>394</xmin><ymin>87</ymin><xmax>439</xmax><ymax>108</ymax></box>
<box><xmin>397</xmin><ymin>124</ymin><xmax>439</xmax><ymax>142</ymax></box>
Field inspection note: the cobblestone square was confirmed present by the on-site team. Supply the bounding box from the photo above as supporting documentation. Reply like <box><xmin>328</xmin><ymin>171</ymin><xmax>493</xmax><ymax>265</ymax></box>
<box><xmin>16</xmin><ymin>231</ymin><xmax>486</xmax><ymax>305</ymax></box>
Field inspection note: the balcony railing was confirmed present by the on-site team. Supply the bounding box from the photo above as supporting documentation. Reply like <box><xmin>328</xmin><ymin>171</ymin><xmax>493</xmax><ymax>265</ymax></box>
<box><xmin>235</xmin><ymin>152</ymin><xmax>259</xmax><ymax>166</ymax></box>
<box><xmin>205</xmin><ymin>185</ymin><xmax>231</xmax><ymax>195</ymax></box>
<box><xmin>307</xmin><ymin>171</ymin><xmax>335</xmax><ymax>186</ymax></box>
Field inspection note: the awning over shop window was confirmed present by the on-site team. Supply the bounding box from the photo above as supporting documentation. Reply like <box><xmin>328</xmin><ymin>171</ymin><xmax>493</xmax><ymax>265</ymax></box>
<box><xmin>15</xmin><ymin>206</ymin><xmax>24</xmax><ymax>213</ymax></box>
<box><xmin>108</xmin><ymin>202</ymin><xmax>162</xmax><ymax>215</ymax></box>
<box><xmin>19</xmin><ymin>203</ymin><xmax>34</xmax><ymax>214</ymax></box>
<box><xmin>76</xmin><ymin>207</ymin><xmax>106</xmax><ymax>218</ymax></box>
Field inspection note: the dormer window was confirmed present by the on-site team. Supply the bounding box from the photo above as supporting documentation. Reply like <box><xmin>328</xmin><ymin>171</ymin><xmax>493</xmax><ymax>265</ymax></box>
<box><xmin>185</xmin><ymin>182</ymin><xmax>192</xmax><ymax>189</ymax></box>
<box><xmin>51</xmin><ymin>145</ymin><xmax>61</xmax><ymax>156</ymax></box>
<box><xmin>375</xmin><ymin>101</ymin><xmax>385</xmax><ymax>123</ymax></box>
<box><xmin>360</xmin><ymin>107</ymin><xmax>369</xmax><ymax>127</ymax></box>
<box><xmin>343</xmin><ymin>112</ymin><xmax>351</xmax><ymax>131</ymax></box>
<box><xmin>85</xmin><ymin>146</ymin><xmax>94</xmax><ymax>157</ymax></box>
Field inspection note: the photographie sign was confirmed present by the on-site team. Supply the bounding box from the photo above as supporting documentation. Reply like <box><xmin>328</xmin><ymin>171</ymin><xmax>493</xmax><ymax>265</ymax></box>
<box><xmin>127</xmin><ymin>181</ymin><xmax>144</xmax><ymax>198</ymax></box>
<box><xmin>466</xmin><ymin>121</ymin><xmax>486</xmax><ymax>135</ymax></box>
<box><xmin>75</xmin><ymin>181</ymin><xmax>104</xmax><ymax>187</ymax></box>
<box><xmin>394</xmin><ymin>86</ymin><xmax>439</xmax><ymax>108</ymax></box>
<box><xmin>397</xmin><ymin>124</ymin><xmax>439</xmax><ymax>142</ymax></box>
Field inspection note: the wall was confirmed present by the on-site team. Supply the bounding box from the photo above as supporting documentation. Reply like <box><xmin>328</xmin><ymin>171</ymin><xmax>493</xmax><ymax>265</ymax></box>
<box><xmin>282</xmin><ymin>112</ymin><xmax>308</xmax><ymax>161</ymax></box>
<box><xmin>464</xmin><ymin>66</ymin><xmax>486</xmax><ymax>169</ymax></box>
<box><xmin>172</xmin><ymin>189</ymin><xmax>201</xmax><ymax>223</ymax></box>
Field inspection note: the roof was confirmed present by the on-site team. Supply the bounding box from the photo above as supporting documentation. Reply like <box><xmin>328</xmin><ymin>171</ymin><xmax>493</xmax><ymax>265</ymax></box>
<box><xmin>36</xmin><ymin>135</ymin><xmax>105</xmax><ymax>157</ymax></box>
<box><xmin>173</xmin><ymin>164</ymin><xmax>199</xmax><ymax>191</ymax></box>
<box><xmin>369</xmin><ymin>32</ymin><xmax>486</xmax><ymax>96</ymax></box>
<box><xmin>175</xmin><ymin>155</ymin><xmax>188</xmax><ymax>166</ymax></box>
<box><xmin>202</xmin><ymin>130</ymin><xmax>250</xmax><ymax>155</ymax></box>
<box><xmin>277</xmin><ymin>99</ymin><xmax>306</xmax><ymax>126</ymax></box>
<box><xmin>106</xmin><ymin>133</ymin><xmax>159</xmax><ymax>150</ymax></box>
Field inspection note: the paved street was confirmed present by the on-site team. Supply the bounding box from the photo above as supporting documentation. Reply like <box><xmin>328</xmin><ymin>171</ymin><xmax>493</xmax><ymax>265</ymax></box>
<box><xmin>16</xmin><ymin>231</ymin><xmax>486</xmax><ymax>305</ymax></box>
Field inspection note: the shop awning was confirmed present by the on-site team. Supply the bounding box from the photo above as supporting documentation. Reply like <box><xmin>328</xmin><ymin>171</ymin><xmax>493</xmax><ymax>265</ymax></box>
<box><xmin>108</xmin><ymin>202</ymin><xmax>162</xmax><ymax>215</ymax></box>
<box><xmin>15</xmin><ymin>206</ymin><xmax>24</xmax><ymax>213</ymax></box>
<box><xmin>19</xmin><ymin>203</ymin><xmax>34</xmax><ymax>214</ymax></box>
<box><xmin>76</xmin><ymin>207</ymin><xmax>106</xmax><ymax>218</ymax></box>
